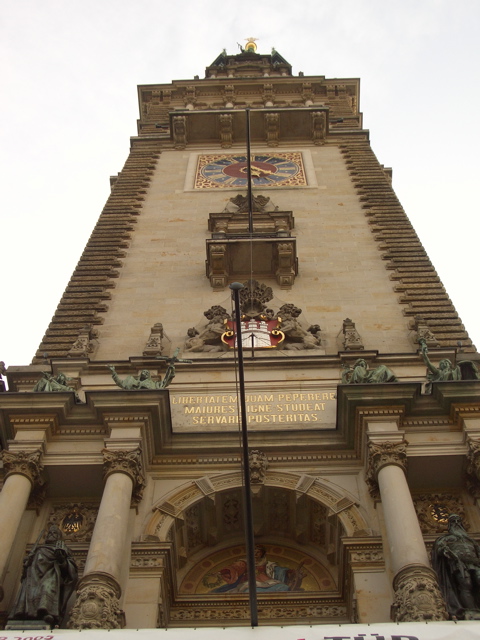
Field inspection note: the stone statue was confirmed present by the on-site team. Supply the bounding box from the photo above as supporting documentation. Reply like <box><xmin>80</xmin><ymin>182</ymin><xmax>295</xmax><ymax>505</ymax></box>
<box><xmin>33</xmin><ymin>372</ymin><xmax>80</xmax><ymax>402</ymax></box>
<box><xmin>156</xmin><ymin>348</ymin><xmax>193</xmax><ymax>387</ymax></box>
<box><xmin>341</xmin><ymin>358</ymin><xmax>397</xmax><ymax>384</ymax></box>
<box><xmin>420</xmin><ymin>340</ymin><xmax>480</xmax><ymax>382</ymax></box>
<box><xmin>276</xmin><ymin>304</ymin><xmax>321</xmax><ymax>350</ymax></box>
<box><xmin>9</xmin><ymin>525</ymin><xmax>78</xmax><ymax>627</ymax></box>
<box><xmin>108</xmin><ymin>366</ymin><xmax>163</xmax><ymax>390</ymax></box>
<box><xmin>432</xmin><ymin>514</ymin><xmax>480</xmax><ymax>619</ymax></box>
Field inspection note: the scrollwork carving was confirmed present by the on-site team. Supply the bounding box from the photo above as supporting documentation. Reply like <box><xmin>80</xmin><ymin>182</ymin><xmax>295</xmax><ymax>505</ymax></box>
<box><xmin>102</xmin><ymin>448</ymin><xmax>145</xmax><ymax>505</ymax></box>
<box><xmin>68</xmin><ymin>574</ymin><xmax>123</xmax><ymax>629</ymax></box>
<box><xmin>392</xmin><ymin>565</ymin><xmax>448</xmax><ymax>622</ymax></box>
<box><xmin>365</xmin><ymin>441</ymin><xmax>407</xmax><ymax>497</ymax></box>
<box><xmin>1</xmin><ymin>449</ymin><xmax>44</xmax><ymax>488</ymax></box>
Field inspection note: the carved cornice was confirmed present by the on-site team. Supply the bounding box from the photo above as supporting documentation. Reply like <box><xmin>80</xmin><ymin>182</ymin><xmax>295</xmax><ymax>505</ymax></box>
<box><xmin>365</xmin><ymin>440</ymin><xmax>408</xmax><ymax>497</ymax></box>
<box><xmin>392</xmin><ymin>564</ymin><xmax>448</xmax><ymax>622</ymax></box>
<box><xmin>102</xmin><ymin>448</ymin><xmax>146</xmax><ymax>505</ymax></box>
<box><xmin>1</xmin><ymin>449</ymin><xmax>45</xmax><ymax>488</ymax></box>
<box><xmin>68</xmin><ymin>573</ymin><xmax>124</xmax><ymax>629</ymax></box>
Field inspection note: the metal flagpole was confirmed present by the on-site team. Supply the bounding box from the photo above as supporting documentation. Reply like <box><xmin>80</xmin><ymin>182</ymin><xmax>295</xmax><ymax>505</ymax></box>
<box><xmin>230</xmin><ymin>281</ymin><xmax>258</xmax><ymax>627</ymax></box>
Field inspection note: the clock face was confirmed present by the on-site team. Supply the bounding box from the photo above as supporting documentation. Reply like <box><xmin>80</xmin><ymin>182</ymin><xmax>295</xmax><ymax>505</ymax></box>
<box><xmin>195</xmin><ymin>153</ymin><xmax>307</xmax><ymax>189</ymax></box>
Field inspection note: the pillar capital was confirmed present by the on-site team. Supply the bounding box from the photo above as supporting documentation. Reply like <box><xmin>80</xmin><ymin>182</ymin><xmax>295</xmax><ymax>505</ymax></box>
<box><xmin>392</xmin><ymin>564</ymin><xmax>448</xmax><ymax>622</ymax></box>
<box><xmin>466</xmin><ymin>437</ymin><xmax>480</xmax><ymax>496</ymax></box>
<box><xmin>1</xmin><ymin>449</ymin><xmax>45</xmax><ymax>489</ymax></box>
<box><xmin>365</xmin><ymin>440</ymin><xmax>408</xmax><ymax>497</ymax></box>
<box><xmin>68</xmin><ymin>572</ymin><xmax>124</xmax><ymax>629</ymax></box>
<box><xmin>102</xmin><ymin>447</ymin><xmax>145</xmax><ymax>506</ymax></box>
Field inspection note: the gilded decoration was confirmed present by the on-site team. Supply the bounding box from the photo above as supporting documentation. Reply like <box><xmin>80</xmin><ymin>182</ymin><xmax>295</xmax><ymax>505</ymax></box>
<box><xmin>413</xmin><ymin>494</ymin><xmax>467</xmax><ymax>534</ymax></box>
<box><xmin>194</xmin><ymin>152</ymin><xmax>307</xmax><ymax>189</ymax></box>
<box><xmin>47</xmin><ymin>503</ymin><xmax>99</xmax><ymax>542</ymax></box>
<box><xmin>179</xmin><ymin>543</ymin><xmax>334</xmax><ymax>595</ymax></box>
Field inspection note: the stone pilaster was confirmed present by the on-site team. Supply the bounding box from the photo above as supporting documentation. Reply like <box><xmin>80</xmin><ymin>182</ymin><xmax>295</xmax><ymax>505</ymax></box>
<box><xmin>0</xmin><ymin>450</ymin><xmax>45</xmax><ymax>601</ymax></box>
<box><xmin>366</xmin><ymin>440</ymin><xmax>447</xmax><ymax>621</ymax></box>
<box><xmin>68</xmin><ymin>448</ymin><xmax>144</xmax><ymax>629</ymax></box>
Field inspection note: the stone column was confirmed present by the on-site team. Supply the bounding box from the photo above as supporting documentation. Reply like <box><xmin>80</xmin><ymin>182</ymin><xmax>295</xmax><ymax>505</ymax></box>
<box><xmin>366</xmin><ymin>441</ymin><xmax>448</xmax><ymax>622</ymax></box>
<box><xmin>0</xmin><ymin>450</ymin><xmax>44</xmax><ymax>601</ymax></box>
<box><xmin>68</xmin><ymin>448</ymin><xmax>145</xmax><ymax>629</ymax></box>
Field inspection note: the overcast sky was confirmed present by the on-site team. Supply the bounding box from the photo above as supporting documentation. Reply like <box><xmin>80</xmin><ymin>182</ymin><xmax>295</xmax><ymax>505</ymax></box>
<box><xmin>1</xmin><ymin>0</ymin><xmax>479</xmax><ymax>370</ymax></box>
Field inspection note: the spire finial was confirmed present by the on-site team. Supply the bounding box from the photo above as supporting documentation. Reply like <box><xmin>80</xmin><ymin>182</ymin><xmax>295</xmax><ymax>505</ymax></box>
<box><xmin>245</xmin><ymin>37</ymin><xmax>258</xmax><ymax>53</ymax></box>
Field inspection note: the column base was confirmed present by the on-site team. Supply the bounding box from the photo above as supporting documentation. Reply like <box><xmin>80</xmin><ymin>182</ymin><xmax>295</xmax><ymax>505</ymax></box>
<box><xmin>392</xmin><ymin>564</ymin><xmax>448</xmax><ymax>622</ymax></box>
<box><xmin>68</xmin><ymin>573</ymin><xmax>125</xmax><ymax>629</ymax></box>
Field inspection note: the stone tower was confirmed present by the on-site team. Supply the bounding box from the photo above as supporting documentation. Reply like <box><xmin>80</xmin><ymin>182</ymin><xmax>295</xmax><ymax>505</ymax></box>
<box><xmin>1</xmin><ymin>45</ymin><xmax>479</xmax><ymax>629</ymax></box>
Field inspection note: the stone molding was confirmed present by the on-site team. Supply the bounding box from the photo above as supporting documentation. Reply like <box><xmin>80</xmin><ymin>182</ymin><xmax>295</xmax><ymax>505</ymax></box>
<box><xmin>365</xmin><ymin>440</ymin><xmax>408</xmax><ymax>497</ymax></box>
<box><xmin>339</xmin><ymin>140</ymin><xmax>473</xmax><ymax>350</ymax></box>
<box><xmin>33</xmin><ymin>141</ymin><xmax>161</xmax><ymax>361</ymax></box>
<box><xmin>102</xmin><ymin>448</ymin><xmax>145</xmax><ymax>506</ymax></box>
<box><xmin>68</xmin><ymin>572</ymin><xmax>124</xmax><ymax>629</ymax></box>
<box><xmin>1</xmin><ymin>449</ymin><xmax>45</xmax><ymax>488</ymax></box>
<box><xmin>391</xmin><ymin>564</ymin><xmax>448</xmax><ymax>622</ymax></box>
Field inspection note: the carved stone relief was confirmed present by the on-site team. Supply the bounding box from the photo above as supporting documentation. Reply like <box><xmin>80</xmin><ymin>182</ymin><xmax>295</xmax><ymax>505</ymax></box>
<box><xmin>249</xmin><ymin>449</ymin><xmax>268</xmax><ymax>484</ymax></box>
<box><xmin>68</xmin><ymin>574</ymin><xmax>124</xmax><ymax>629</ymax></box>
<box><xmin>342</xmin><ymin>318</ymin><xmax>364</xmax><ymax>351</ymax></box>
<box><xmin>143</xmin><ymin>322</ymin><xmax>164</xmax><ymax>357</ymax></box>
<box><xmin>47</xmin><ymin>503</ymin><xmax>99</xmax><ymax>542</ymax></box>
<box><xmin>413</xmin><ymin>493</ymin><xmax>467</xmax><ymax>534</ymax></box>
<box><xmin>68</xmin><ymin>324</ymin><xmax>99</xmax><ymax>358</ymax></box>
<box><xmin>392</xmin><ymin>565</ymin><xmax>448</xmax><ymax>622</ymax></box>
<box><xmin>1</xmin><ymin>449</ymin><xmax>44</xmax><ymax>488</ymax></box>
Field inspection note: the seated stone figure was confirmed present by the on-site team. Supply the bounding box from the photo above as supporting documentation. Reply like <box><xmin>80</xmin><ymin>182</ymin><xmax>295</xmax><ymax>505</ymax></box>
<box><xmin>33</xmin><ymin>371</ymin><xmax>81</xmax><ymax>402</ymax></box>
<box><xmin>341</xmin><ymin>358</ymin><xmax>397</xmax><ymax>384</ymax></box>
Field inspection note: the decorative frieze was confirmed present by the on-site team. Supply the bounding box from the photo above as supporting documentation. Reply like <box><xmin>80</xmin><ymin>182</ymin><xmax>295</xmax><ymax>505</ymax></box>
<box><xmin>102</xmin><ymin>448</ymin><xmax>145</xmax><ymax>505</ymax></box>
<box><xmin>392</xmin><ymin>565</ymin><xmax>448</xmax><ymax>622</ymax></box>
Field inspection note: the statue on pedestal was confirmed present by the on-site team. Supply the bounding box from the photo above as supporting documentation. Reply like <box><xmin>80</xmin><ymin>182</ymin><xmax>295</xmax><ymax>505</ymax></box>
<box><xmin>432</xmin><ymin>513</ymin><xmax>480</xmax><ymax>619</ymax></box>
<box><xmin>9</xmin><ymin>525</ymin><xmax>78</xmax><ymax>627</ymax></box>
